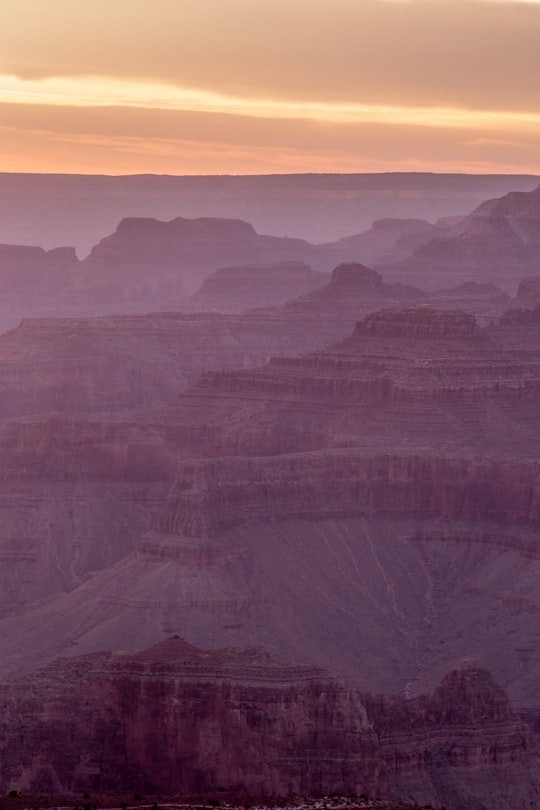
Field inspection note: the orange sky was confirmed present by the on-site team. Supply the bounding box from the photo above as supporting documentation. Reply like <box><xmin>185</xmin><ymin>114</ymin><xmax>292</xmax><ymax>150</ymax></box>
<box><xmin>2</xmin><ymin>0</ymin><xmax>540</xmax><ymax>175</ymax></box>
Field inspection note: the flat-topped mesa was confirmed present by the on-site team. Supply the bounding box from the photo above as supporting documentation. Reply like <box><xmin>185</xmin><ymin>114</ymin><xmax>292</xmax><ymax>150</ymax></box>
<box><xmin>177</xmin><ymin>260</ymin><xmax>325</xmax><ymax>313</ymax></box>
<box><xmin>329</xmin><ymin>261</ymin><xmax>384</xmax><ymax>291</ymax></box>
<box><xmin>0</xmin><ymin>244</ymin><xmax>78</xmax><ymax>332</ymax></box>
<box><xmin>355</xmin><ymin>305</ymin><xmax>480</xmax><ymax>339</ymax></box>
<box><xmin>0</xmin><ymin>636</ymin><xmax>384</xmax><ymax>798</ymax></box>
<box><xmin>112</xmin><ymin>215</ymin><xmax>258</xmax><ymax>242</ymax></box>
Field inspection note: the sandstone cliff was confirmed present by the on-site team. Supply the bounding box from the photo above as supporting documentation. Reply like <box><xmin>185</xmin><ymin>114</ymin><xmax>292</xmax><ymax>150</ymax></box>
<box><xmin>0</xmin><ymin>267</ymin><xmax>428</xmax><ymax>422</ymax></box>
<box><xmin>0</xmin><ymin>244</ymin><xmax>77</xmax><ymax>333</ymax></box>
<box><xmin>379</xmin><ymin>184</ymin><xmax>540</xmax><ymax>292</ymax></box>
<box><xmin>36</xmin><ymin>216</ymin><xmax>346</xmax><ymax>317</ymax></box>
<box><xmin>164</xmin><ymin>261</ymin><xmax>327</xmax><ymax>314</ymax></box>
<box><xmin>2</xmin><ymin>304</ymin><xmax>540</xmax><ymax>624</ymax></box>
<box><xmin>1</xmin><ymin>306</ymin><xmax>540</xmax><ymax>731</ymax></box>
<box><xmin>0</xmin><ymin>639</ymin><xmax>538</xmax><ymax>810</ymax></box>
<box><xmin>321</xmin><ymin>218</ymin><xmax>439</xmax><ymax>267</ymax></box>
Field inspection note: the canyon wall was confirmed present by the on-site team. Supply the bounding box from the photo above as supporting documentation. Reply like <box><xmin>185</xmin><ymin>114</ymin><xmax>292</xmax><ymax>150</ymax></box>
<box><xmin>0</xmin><ymin>638</ymin><xmax>538</xmax><ymax>810</ymax></box>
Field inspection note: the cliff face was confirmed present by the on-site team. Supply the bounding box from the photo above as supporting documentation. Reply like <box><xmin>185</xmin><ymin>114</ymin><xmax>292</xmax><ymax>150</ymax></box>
<box><xmin>1</xmin><ymin>307</ymin><xmax>540</xmax><ymax>735</ymax></box>
<box><xmin>379</xmin><ymin>184</ymin><xmax>540</xmax><ymax>292</ymax></box>
<box><xmin>168</xmin><ymin>261</ymin><xmax>327</xmax><ymax>314</ymax></box>
<box><xmin>0</xmin><ymin>310</ymin><xmax>334</xmax><ymax>421</ymax></box>
<box><xmin>37</xmin><ymin>216</ymin><xmax>347</xmax><ymax>317</ymax></box>
<box><xmin>0</xmin><ymin>413</ymin><xmax>174</xmax><ymax>617</ymax></box>
<box><xmin>160</xmin><ymin>304</ymin><xmax>540</xmax><ymax>458</ymax></box>
<box><xmin>0</xmin><ymin>638</ymin><xmax>385</xmax><ymax>798</ymax></box>
<box><xmin>321</xmin><ymin>217</ymin><xmax>439</xmax><ymax>266</ymax></box>
<box><xmin>158</xmin><ymin>450</ymin><xmax>540</xmax><ymax>540</ymax></box>
<box><xmin>369</xmin><ymin>665</ymin><xmax>540</xmax><ymax>809</ymax></box>
<box><xmin>0</xmin><ymin>269</ymin><xmax>431</xmax><ymax>422</ymax></box>
<box><xmin>2</xmin><ymin>304</ymin><xmax>540</xmax><ymax>623</ymax></box>
<box><xmin>0</xmin><ymin>639</ymin><xmax>538</xmax><ymax>810</ymax></box>
<box><xmin>0</xmin><ymin>244</ymin><xmax>77</xmax><ymax>333</ymax></box>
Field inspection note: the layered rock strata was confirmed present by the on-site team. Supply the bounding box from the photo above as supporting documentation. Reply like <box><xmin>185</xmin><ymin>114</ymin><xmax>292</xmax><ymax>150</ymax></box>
<box><xmin>0</xmin><ymin>266</ymin><xmax>429</xmax><ymax>421</ymax></box>
<box><xmin>40</xmin><ymin>216</ymin><xmax>347</xmax><ymax>317</ymax></box>
<box><xmin>2</xmin><ymin>306</ymin><xmax>540</xmax><ymax>711</ymax></box>
<box><xmin>0</xmin><ymin>244</ymin><xmax>77</xmax><ymax>333</ymax></box>
<box><xmin>0</xmin><ymin>638</ymin><xmax>538</xmax><ymax>810</ymax></box>
<box><xmin>165</xmin><ymin>261</ymin><xmax>327</xmax><ymax>314</ymax></box>
<box><xmin>379</xmin><ymin>184</ymin><xmax>540</xmax><ymax>292</ymax></box>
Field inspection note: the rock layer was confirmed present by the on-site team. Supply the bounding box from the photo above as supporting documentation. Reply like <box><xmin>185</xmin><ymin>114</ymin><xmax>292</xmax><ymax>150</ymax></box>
<box><xmin>2</xmin><ymin>305</ymin><xmax>540</xmax><ymax>743</ymax></box>
<box><xmin>0</xmin><ymin>639</ymin><xmax>538</xmax><ymax>810</ymax></box>
<box><xmin>0</xmin><ymin>267</ymin><xmax>427</xmax><ymax>422</ymax></box>
<box><xmin>380</xmin><ymin>184</ymin><xmax>540</xmax><ymax>292</ymax></box>
<box><xmin>168</xmin><ymin>261</ymin><xmax>327</xmax><ymax>314</ymax></box>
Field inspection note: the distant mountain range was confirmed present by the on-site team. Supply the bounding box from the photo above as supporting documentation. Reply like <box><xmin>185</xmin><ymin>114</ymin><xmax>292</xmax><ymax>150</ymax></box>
<box><xmin>1</xmin><ymin>171</ymin><xmax>538</xmax><ymax>252</ymax></box>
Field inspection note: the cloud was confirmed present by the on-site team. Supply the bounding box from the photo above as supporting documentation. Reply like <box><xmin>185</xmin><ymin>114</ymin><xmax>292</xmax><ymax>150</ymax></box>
<box><xmin>2</xmin><ymin>73</ymin><xmax>540</xmax><ymax>135</ymax></box>
<box><xmin>1</xmin><ymin>0</ymin><xmax>540</xmax><ymax>114</ymax></box>
<box><xmin>2</xmin><ymin>99</ymin><xmax>539</xmax><ymax>175</ymax></box>
<box><xmin>2</xmin><ymin>0</ymin><xmax>540</xmax><ymax>174</ymax></box>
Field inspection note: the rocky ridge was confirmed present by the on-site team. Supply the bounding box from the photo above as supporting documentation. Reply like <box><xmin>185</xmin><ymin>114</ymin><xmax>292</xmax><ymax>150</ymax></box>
<box><xmin>0</xmin><ymin>637</ymin><xmax>538</xmax><ymax>810</ymax></box>
<box><xmin>2</xmin><ymin>307</ymin><xmax>540</xmax><ymax>704</ymax></box>
<box><xmin>36</xmin><ymin>216</ymin><xmax>346</xmax><ymax>318</ymax></box>
<box><xmin>164</xmin><ymin>261</ymin><xmax>327</xmax><ymax>314</ymax></box>
<box><xmin>0</xmin><ymin>265</ymin><xmax>428</xmax><ymax>422</ymax></box>
<box><xmin>0</xmin><ymin>244</ymin><xmax>77</xmax><ymax>333</ymax></box>
<box><xmin>321</xmin><ymin>218</ymin><xmax>439</xmax><ymax>267</ymax></box>
<box><xmin>379</xmin><ymin>184</ymin><xmax>540</xmax><ymax>292</ymax></box>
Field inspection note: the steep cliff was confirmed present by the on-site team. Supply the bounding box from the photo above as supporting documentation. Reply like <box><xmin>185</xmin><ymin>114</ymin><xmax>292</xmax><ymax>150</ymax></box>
<box><xmin>379</xmin><ymin>184</ymin><xmax>540</xmax><ymax>292</ymax></box>
<box><xmin>37</xmin><ymin>216</ymin><xmax>347</xmax><ymax>317</ymax></box>
<box><xmin>369</xmin><ymin>664</ymin><xmax>540</xmax><ymax>809</ymax></box>
<box><xmin>0</xmin><ymin>310</ymin><xmax>334</xmax><ymax>420</ymax></box>
<box><xmin>0</xmin><ymin>638</ymin><xmax>385</xmax><ymax>797</ymax></box>
<box><xmin>0</xmin><ymin>269</ymin><xmax>430</xmax><ymax>422</ymax></box>
<box><xmin>166</xmin><ymin>261</ymin><xmax>327</xmax><ymax>314</ymax></box>
<box><xmin>0</xmin><ymin>639</ymin><xmax>538</xmax><ymax>810</ymax></box>
<box><xmin>1</xmin><ymin>306</ymin><xmax>540</xmax><ymax>721</ymax></box>
<box><xmin>321</xmin><ymin>218</ymin><xmax>438</xmax><ymax>266</ymax></box>
<box><xmin>0</xmin><ymin>244</ymin><xmax>77</xmax><ymax>333</ymax></box>
<box><xmin>2</xmin><ymin>304</ymin><xmax>540</xmax><ymax>622</ymax></box>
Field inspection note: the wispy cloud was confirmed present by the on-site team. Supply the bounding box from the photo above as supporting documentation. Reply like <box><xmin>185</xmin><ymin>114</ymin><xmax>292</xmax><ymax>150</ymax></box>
<box><xmin>2</xmin><ymin>0</ymin><xmax>540</xmax><ymax>173</ymax></box>
<box><xmin>2</xmin><ymin>74</ymin><xmax>540</xmax><ymax>134</ymax></box>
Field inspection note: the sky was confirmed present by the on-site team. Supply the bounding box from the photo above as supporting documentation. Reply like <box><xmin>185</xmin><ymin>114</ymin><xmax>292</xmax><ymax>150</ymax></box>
<box><xmin>1</xmin><ymin>0</ymin><xmax>540</xmax><ymax>176</ymax></box>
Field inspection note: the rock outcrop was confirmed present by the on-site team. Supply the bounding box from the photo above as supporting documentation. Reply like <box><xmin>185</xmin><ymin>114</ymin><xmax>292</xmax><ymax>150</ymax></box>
<box><xmin>0</xmin><ymin>267</ymin><xmax>428</xmax><ymax>422</ymax></box>
<box><xmin>37</xmin><ymin>216</ymin><xmax>345</xmax><ymax>317</ymax></box>
<box><xmin>1</xmin><ymin>305</ymin><xmax>540</xmax><ymax>771</ymax></box>
<box><xmin>369</xmin><ymin>664</ymin><xmax>540</xmax><ymax>809</ymax></box>
<box><xmin>2</xmin><ymin>303</ymin><xmax>540</xmax><ymax>624</ymax></box>
<box><xmin>321</xmin><ymin>218</ymin><xmax>439</xmax><ymax>266</ymax></box>
<box><xmin>0</xmin><ymin>638</ymin><xmax>538</xmax><ymax>810</ymax></box>
<box><xmin>379</xmin><ymin>184</ymin><xmax>540</xmax><ymax>292</ymax></box>
<box><xmin>0</xmin><ymin>310</ymin><xmax>329</xmax><ymax>420</ymax></box>
<box><xmin>3</xmin><ymin>172</ymin><xmax>535</xmax><ymax>254</ymax></box>
<box><xmin>0</xmin><ymin>244</ymin><xmax>77</xmax><ymax>333</ymax></box>
<box><xmin>164</xmin><ymin>261</ymin><xmax>327</xmax><ymax>314</ymax></box>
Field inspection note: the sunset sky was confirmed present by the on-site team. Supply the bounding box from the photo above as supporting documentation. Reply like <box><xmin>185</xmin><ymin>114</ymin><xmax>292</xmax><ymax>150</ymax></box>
<box><xmin>2</xmin><ymin>0</ymin><xmax>540</xmax><ymax>175</ymax></box>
